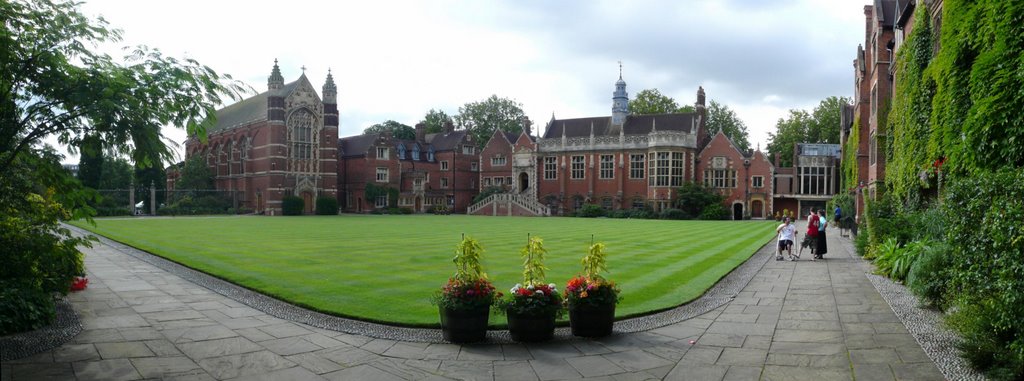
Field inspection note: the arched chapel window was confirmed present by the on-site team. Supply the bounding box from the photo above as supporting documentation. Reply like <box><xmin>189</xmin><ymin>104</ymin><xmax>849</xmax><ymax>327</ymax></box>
<box><xmin>289</xmin><ymin>109</ymin><xmax>315</xmax><ymax>160</ymax></box>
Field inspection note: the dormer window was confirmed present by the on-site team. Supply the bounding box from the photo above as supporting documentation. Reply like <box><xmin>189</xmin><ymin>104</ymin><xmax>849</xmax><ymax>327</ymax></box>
<box><xmin>397</xmin><ymin>145</ymin><xmax>406</xmax><ymax>160</ymax></box>
<box><xmin>427</xmin><ymin>148</ymin><xmax>435</xmax><ymax>162</ymax></box>
<box><xmin>462</xmin><ymin>145</ymin><xmax>475</xmax><ymax>155</ymax></box>
<box><xmin>412</xmin><ymin>145</ymin><xmax>420</xmax><ymax>160</ymax></box>
<box><xmin>376</xmin><ymin>147</ymin><xmax>389</xmax><ymax>159</ymax></box>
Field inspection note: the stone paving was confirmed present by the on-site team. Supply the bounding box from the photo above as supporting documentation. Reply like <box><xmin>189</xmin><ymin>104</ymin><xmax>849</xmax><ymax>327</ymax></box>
<box><xmin>1</xmin><ymin>224</ymin><xmax>947</xmax><ymax>380</ymax></box>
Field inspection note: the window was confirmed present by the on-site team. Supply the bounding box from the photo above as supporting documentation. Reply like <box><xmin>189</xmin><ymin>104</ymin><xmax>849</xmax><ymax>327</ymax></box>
<box><xmin>601</xmin><ymin>197</ymin><xmax>613</xmax><ymax>209</ymax></box>
<box><xmin>397</xmin><ymin>145</ymin><xmax>406</xmax><ymax>159</ymax></box>
<box><xmin>600</xmin><ymin>155</ymin><xmax>614</xmax><ymax>179</ymax></box>
<box><xmin>704</xmin><ymin>169</ymin><xmax>736</xmax><ymax>188</ymax></box>
<box><xmin>441</xmin><ymin>177</ymin><xmax>449</xmax><ymax>189</ymax></box>
<box><xmin>412</xmin><ymin>145</ymin><xmax>420</xmax><ymax>160</ymax></box>
<box><xmin>649</xmin><ymin>152</ymin><xmax>684</xmax><ymax>186</ymax></box>
<box><xmin>447</xmin><ymin>195</ymin><xmax>455</xmax><ymax>206</ymax></box>
<box><xmin>483</xmin><ymin>177</ymin><xmax>492</xmax><ymax>187</ymax></box>
<box><xmin>630</xmin><ymin>154</ymin><xmax>645</xmax><ymax>179</ymax></box>
<box><xmin>289</xmin><ymin>109</ymin><xmax>314</xmax><ymax>160</ymax></box>
<box><xmin>441</xmin><ymin>160</ymin><xmax>449</xmax><ymax>171</ymax></box>
<box><xmin>491</xmin><ymin>156</ymin><xmax>506</xmax><ymax>166</ymax></box>
<box><xmin>671</xmin><ymin>152</ymin><xmax>684</xmax><ymax>186</ymax></box>
<box><xmin>374</xmin><ymin>195</ymin><xmax>387</xmax><ymax>208</ymax></box>
<box><xmin>544</xmin><ymin>156</ymin><xmax>557</xmax><ymax>180</ymax></box>
<box><xmin>632</xmin><ymin>198</ymin><xmax>645</xmax><ymax>209</ymax></box>
<box><xmin>752</xmin><ymin>176</ymin><xmax>764</xmax><ymax>188</ymax></box>
<box><xmin>494</xmin><ymin>177</ymin><xmax>504</xmax><ymax>186</ymax></box>
<box><xmin>427</xmin><ymin>149</ymin><xmax>435</xmax><ymax>162</ymax></box>
<box><xmin>376</xmin><ymin>167</ymin><xmax>388</xmax><ymax>182</ymax></box>
<box><xmin>799</xmin><ymin>165</ymin><xmax>834</xmax><ymax>195</ymax></box>
<box><xmin>869</xmin><ymin>134</ymin><xmax>878</xmax><ymax>165</ymax></box>
<box><xmin>506</xmin><ymin>176</ymin><xmax>512</xmax><ymax>186</ymax></box>
<box><xmin>376</xmin><ymin>147</ymin><xmax>389</xmax><ymax>159</ymax></box>
<box><xmin>470</xmin><ymin>162</ymin><xmax>478</xmax><ymax>171</ymax></box>
<box><xmin>462</xmin><ymin>145</ymin><xmax>474</xmax><ymax>155</ymax></box>
<box><xmin>571</xmin><ymin>156</ymin><xmax>585</xmax><ymax>179</ymax></box>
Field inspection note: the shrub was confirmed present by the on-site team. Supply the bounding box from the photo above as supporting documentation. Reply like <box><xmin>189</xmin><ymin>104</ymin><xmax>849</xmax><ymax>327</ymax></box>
<box><xmin>0</xmin><ymin>280</ymin><xmax>56</xmax><ymax>335</ymax></box>
<box><xmin>906</xmin><ymin>242</ymin><xmax>951</xmax><ymax>310</ymax></box>
<box><xmin>607</xmin><ymin>210</ymin><xmax>629</xmax><ymax>219</ymax></box>
<box><xmin>315</xmin><ymin>196</ymin><xmax>338</xmax><ymax>215</ymax></box>
<box><xmin>943</xmin><ymin>169</ymin><xmax>1024</xmax><ymax>379</ymax></box>
<box><xmin>699</xmin><ymin>203</ymin><xmax>728</xmax><ymax>220</ymax></box>
<box><xmin>660</xmin><ymin>208</ymin><xmax>688</xmax><ymax>220</ymax></box>
<box><xmin>854</xmin><ymin>230</ymin><xmax>869</xmax><ymax>257</ymax></box>
<box><xmin>472</xmin><ymin>186</ymin><xmax>504</xmax><ymax>204</ymax></box>
<box><xmin>874</xmin><ymin>239</ymin><xmax>930</xmax><ymax>282</ymax></box>
<box><xmin>577</xmin><ymin>204</ymin><xmax>605</xmax><ymax>218</ymax></box>
<box><xmin>865</xmin><ymin>194</ymin><xmax>914</xmax><ymax>256</ymax></box>
<box><xmin>282</xmin><ymin>196</ymin><xmax>304</xmax><ymax>215</ymax></box>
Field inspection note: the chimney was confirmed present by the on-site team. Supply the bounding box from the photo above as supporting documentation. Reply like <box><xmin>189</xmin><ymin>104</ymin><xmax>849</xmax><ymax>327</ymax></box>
<box><xmin>415</xmin><ymin>122</ymin><xmax>426</xmax><ymax>142</ymax></box>
<box><xmin>443</xmin><ymin>121</ymin><xmax>454</xmax><ymax>134</ymax></box>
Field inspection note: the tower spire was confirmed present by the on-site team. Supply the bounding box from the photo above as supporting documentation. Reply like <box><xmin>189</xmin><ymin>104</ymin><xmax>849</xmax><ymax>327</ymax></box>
<box><xmin>322</xmin><ymin>68</ymin><xmax>337</xmax><ymax>104</ymax></box>
<box><xmin>268</xmin><ymin>58</ymin><xmax>284</xmax><ymax>91</ymax></box>
<box><xmin>611</xmin><ymin>62</ymin><xmax>628</xmax><ymax>127</ymax></box>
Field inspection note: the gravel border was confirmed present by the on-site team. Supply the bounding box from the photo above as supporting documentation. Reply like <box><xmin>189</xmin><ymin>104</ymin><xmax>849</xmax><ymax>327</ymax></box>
<box><xmin>65</xmin><ymin>224</ymin><xmax>775</xmax><ymax>344</ymax></box>
<box><xmin>0</xmin><ymin>296</ymin><xmax>82</xmax><ymax>362</ymax></box>
<box><xmin>867</xmin><ymin>274</ymin><xmax>985</xmax><ymax>381</ymax></box>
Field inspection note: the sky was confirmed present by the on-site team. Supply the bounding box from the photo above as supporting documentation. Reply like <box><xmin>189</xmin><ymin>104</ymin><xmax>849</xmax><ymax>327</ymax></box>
<box><xmin>71</xmin><ymin>0</ymin><xmax>870</xmax><ymax>163</ymax></box>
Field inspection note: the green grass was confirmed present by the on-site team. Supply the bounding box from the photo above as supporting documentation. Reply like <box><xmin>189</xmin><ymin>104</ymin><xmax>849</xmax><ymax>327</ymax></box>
<box><xmin>71</xmin><ymin>215</ymin><xmax>776</xmax><ymax>327</ymax></box>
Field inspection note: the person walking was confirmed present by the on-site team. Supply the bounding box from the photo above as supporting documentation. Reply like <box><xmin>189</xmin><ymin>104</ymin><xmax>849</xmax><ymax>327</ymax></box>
<box><xmin>776</xmin><ymin>216</ymin><xmax>798</xmax><ymax>261</ymax></box>
<box><xmin>815</xmin><ymin>208</ymin><xmax>829</xmax><ymax>259</ymax></box>
<box><xmin>801</xmin><ymin>209</ymin><xmax>819</xmax><ymax>259</ymax></box>
<box><xmin>834</xmin><ymin>205</ymin><xmax>842</xmax><ymax>236</ymax></box>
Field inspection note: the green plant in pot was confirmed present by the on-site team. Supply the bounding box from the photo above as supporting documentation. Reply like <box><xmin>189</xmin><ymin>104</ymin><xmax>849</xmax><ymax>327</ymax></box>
<box><xmin>498</xmin><ymin>235</ymin><xmax>563</xmax><ymax>342</ymax></box>
<box><xmin>432</xmin><ymin>235</ymin><xmax>498</xmax><ymax>343</ymax></box>
<box><xmin>564</xmin><ymin>241</ymin><xmax>620</xmax><ymax>337</ymax></box>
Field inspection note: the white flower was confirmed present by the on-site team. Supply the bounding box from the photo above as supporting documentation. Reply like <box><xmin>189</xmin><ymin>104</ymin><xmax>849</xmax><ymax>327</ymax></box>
<box><xmin>548</xmin><ymin>283</ymin><xmax>556</xmax><ymax>289</ymax></box>
<box><xmin>526</xmin><ymin>284</ymin><xmax>535</xmax><ymax>290</ymax></box>
<box><xmin>510</xmin><ymin>286</ymin><xmax>519</xmax><ymax>293</ymax></box>
<box><xmin>535</xmin><ymin>290</ymin><xmax>544</xmax><ymax>295</ymax></box>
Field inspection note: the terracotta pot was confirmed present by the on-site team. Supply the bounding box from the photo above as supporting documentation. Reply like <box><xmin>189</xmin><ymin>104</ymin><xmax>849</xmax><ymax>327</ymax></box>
<box><xmin>439</xmin><ymin>306</ymin><xmax>489</xmax><ymax>343</ymax></box>
<box><xmin>506</xmin><ymin>309</ymin><xmax>556</xmax><ymax>342</ymax></box>
<box><xmin>568</xmin><ymin>303</ymin><xmax>615</xmax><ymax>337</ymax></box>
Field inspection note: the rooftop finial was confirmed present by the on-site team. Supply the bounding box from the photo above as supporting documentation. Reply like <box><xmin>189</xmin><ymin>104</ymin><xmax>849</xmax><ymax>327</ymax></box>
<box><xmin>618</xmin><ymin>60</ymin><xmax>623</xmax><ymax>80</ymax></box>
<box><xmin>301</xmin><ymin>65</ymin><xmax>307</xmax><ymax>74</ymax></box>
<box><xmin>268</xmin><ymin>58</ymin><xmax>284</xmax><ymax>90</ymax></box>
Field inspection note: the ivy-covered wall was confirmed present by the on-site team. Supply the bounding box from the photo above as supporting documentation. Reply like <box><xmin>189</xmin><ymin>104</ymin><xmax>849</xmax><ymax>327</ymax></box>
<box><xmin>886</xmin><ymin>0</ymin><xmax>1024</xmax><ymax>200</ymax></box>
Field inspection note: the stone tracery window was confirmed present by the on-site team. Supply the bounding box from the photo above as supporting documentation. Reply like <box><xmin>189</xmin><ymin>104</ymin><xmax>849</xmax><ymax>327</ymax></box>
<box><xmin>289</xmin><ymin>109</ymin><xmax>315</xmax><ymax>160</ymax></box>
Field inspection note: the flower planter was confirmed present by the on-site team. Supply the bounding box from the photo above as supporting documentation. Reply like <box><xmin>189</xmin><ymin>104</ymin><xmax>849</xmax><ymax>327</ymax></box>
<box><xmin>439</xmin><ymin>306</ymin><xmax>490</xmax><ymax>343</ymax></box>
<box><xmin>506</xmin><ymin>309</ymin><xmax>556</xmax><ymax>342</ymax></box>
<box><xmin>568</xmin><ymin>303</ymin><xmax>615</xmax><ymax>337</ymax></box>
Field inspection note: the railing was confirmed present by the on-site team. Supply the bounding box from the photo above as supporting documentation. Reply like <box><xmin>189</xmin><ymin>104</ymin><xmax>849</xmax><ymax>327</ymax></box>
<box><xmin>466</xmin><ymin>192</ymin><xmax>551</xmax><ymax>216</ymax></box>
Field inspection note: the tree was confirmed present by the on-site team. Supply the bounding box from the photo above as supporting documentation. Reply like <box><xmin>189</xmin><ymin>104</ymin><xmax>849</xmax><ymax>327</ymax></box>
<box><xmin>0</xmin><ymin>0</ymin><xmax>247</xmax><ymax>175</ymax></box>
<box><xmin>706</xmin><ymin>100</ymin><xmax>751</xmax><ymax>151</ymax></box>
<box><xmin>175</xmin><ymin>156</ymin><xmax>213</xmax><ymax>191</ymax></box>
<box><xmin>765</xmin><ymin>96</ymin><xmax>847</xmax><ymax>167</ymax></box>
<box><xmin>77</xmin><ymin>134</ymin><xmax>104</xmax><ymax>189</ymax></box>
<box><xmin>364</xmin><ymin>120</ymin><xmax>415</xmax><ymax>140</ymax></box>
<box><xmin>629</xmin><ymin>89</ymin><xmax>679</xmax><ymax>115</ymax></box>
<box><xmin>454</xmin><ymin>95</ymin><xmax>528</xmax><ymax>148</ymax></box>
<box><xmin>98</xmin><ymin>158</ymin><xmax>133</xmax><ymax>190</ymax></box>
<box><xmin>674</xmin><ymin>181</ymin><xmax>724</xmax><ymax>219</ymax></box>
<box><xmin>0</xmin><ymin>0</ymin><xmax>243</xmax><ymax>333</ymax></box>
<box><xmin>420</xmin><ymin>109</ymin><xmax>453</xmax><ymax>134</ymax></box>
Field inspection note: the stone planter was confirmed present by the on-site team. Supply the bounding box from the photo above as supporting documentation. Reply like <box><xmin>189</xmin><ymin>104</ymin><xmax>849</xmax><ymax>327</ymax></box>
<box><xmin>568</xmin><ymin>303</ymin><xmax>615</xmax><ymax>337</ymax></box>
<box><xmin>506</xmin><ymin>310</ymin><xmax>556</xmax><ymax>342</ymax></box>
<box><xmin>439</xmin><ymin>306</ymin><xmax>489</xmax><ymax>343</ymax></box>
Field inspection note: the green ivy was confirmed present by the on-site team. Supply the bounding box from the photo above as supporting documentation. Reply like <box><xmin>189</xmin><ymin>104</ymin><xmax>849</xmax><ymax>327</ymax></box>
<box><xmin>841</xmin><ymin>114</ymin><xmax>860</xmax><ymax>192</ymax></box>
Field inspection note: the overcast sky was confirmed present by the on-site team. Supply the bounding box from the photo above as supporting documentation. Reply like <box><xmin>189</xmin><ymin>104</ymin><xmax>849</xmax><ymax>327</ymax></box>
<box><xmin>73</xmin><ymin>0</ymin><xmax>869</xmax><ymax>162</ymax></box>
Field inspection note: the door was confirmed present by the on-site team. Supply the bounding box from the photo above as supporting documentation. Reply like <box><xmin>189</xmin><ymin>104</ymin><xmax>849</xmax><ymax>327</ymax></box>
<box><xmin>733</xmin><ymin>203</ymin><xmax>743</xmax><ymax>220</ymax></box>
<box><xmin>302</xmin><ymin>192</ymin><xmax>313</xmax><ymax>214</ymax></box>
<box><xmin>752</xmin><ymin>200</ymin><xmax>763</xmax><ymax>218</ymax></box>
<box><xmin>519</xmin><ymin>172</ymin><xmax>529</xmax><ymax>193</ymax></box>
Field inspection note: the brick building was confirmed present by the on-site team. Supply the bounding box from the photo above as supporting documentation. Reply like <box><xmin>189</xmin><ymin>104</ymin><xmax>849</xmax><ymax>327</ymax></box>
<box><xmin>473</xmin><ymin>74</ymin><xmax>776</xmax><ymax>219</ymax></box>
<box><xmin>773</xmin><ymin>143</ymin><xmax>842</xmax><ymax>218</ymax></box>
<box><xmin>179</xmin><ymin>60</ymin><xmax>339</xmax><ymax>215</ymax></box>
<box><xmin>337</xmin><ymin>122</ymin><xmax>480</xmax><ymax>213</ymax></box>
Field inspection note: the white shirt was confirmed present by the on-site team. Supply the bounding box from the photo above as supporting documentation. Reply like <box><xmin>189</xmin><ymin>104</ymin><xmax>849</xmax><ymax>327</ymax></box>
<box><xmin>777</xmin><ymin>223</ymin><xmax>796</xmax><ymax>241</ymax></box>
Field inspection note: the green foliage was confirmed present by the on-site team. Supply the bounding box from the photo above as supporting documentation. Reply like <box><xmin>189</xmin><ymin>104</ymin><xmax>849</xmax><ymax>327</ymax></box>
<box><xmin>886</xmin><ymin>3</ymin><xmax>934</xmax><ymax>199</ymax></box>
<box><xmin>854</xmin><ymin>230</ymin><xmax>869</xmax><ymax>257</ymax></box>
<box><xmin>435</xmin><ymin>236</ymin><xmax>496</xmax><ymax>311</ymax></box>
<box><xmin>699</xmin><ymin>203</ymin><xmax>729</xmax><ymax>220</ymax></box>
<box><xmin>364</xmin><ymin>183</ymin><xmax>397</xmax><ymax>209</ymax></box>
<box><xmin>674</xmin><ymin>181</ymin><xmax>723</xmax><ymax>218</ymax></box>
<box><xmin>0</xmin><ymin>280</ymin><xmax>56</xmax><ymax>335</ymax></box>
<box><xmin>159</xmin><ymin>194</ymin><xmax>232</xmax><ymax>215</ymax></box>
<box><xmin>452</xmin><ymin>236</ymin><xmax>488</xmax><ymax>283</ymax></box>
<box><xmin>77</xmin><ymin>134</ymin><xmax>104</xmax><ymax>189</ymax></box>
<box><xmin>706</xmin><ymin>100</ymin><xmax>751</xmax><ymax>151</ymax></box>
<box><xmin>577</xmin><ymin>204</ymin><xmax>606</xmax><ymax>218</ymax></box>
<box><xmin>420</xmin><ymin>109</ymin><xmax>453</xmax><ymax>134</ymax></box>
<box><xmin>0</xmin><ymin>0</ymin><xmax>247</xmax><ymax>173</ymax></box>
<box><xmin>582</xmin><ymin>242</ymin><xmax>608</xmax><ymax>279</ymax></box>
<box><xmin>281</xmin><ymin>195</ymin><xmax>304</xmax><ymax>215</ymax></box>
<box><xmin>864</xmin><ymin>193</ymin><xmax>914</xmax><ymax>257</ymax></box>
<box><xmin>472</xmin><ymin>186</ymin><xmax>505</xmax><ymax>204</ymax></box>
<box><xmin>454</xmin><ymin>95</ymin><xmax>528</xmax><ymax>148</ymax></box>
<box><xmin>829</xmin><ymin>193</ymin><xmax>855</xmax><ymax>229</ymax></box>
<box><xmin>660</xmin><ymin>208</ymin><xmax>688</xmax><ymax>220</ymax></box>
<box><xmin>364</xmin><ymin>120</ymin><xmax>415</xmax><ymax>140</ymax></box>
<box><xmin>943</xmin><ymin>169</ymin><xmax>1024</xmax><ymax>379</ymax></box>
<box><xmin>176</xmin><ymin>156</ymin><xmax>213</xmax><ymax>192</ymax></box>
<box><xmin>628</xmin><ymin>88</ymin><xmax>682</xmax><ymax>115</ymax></box>
<box><xmin>520</xmin><ymin>236</ymin><xmax>549</xmax><ymax>286</ymax></box>
<box><xmin>99</xmin><ymin>158</ymin><xmax>133</xmax><ymax>190</ymax></box>
<box><xmin>907</xmin><ymin>242</ymin><xmax>952</xmax><ymax>310</ymax></box>
<box><xmin>874</xmin><ymin>239</ymin><xmax>930</xmax><ymax>282</ymax></box>
<box><xmin>766</xmin><ymin>96</ymin><xmax>848</xmax><ymax>166</ymax></box>
<box><xmin>841</xmin><ymin>114</ymin><xmax>861</xmax><ymax>191</ymax></box>
<box><xmin>315</xmin><ymin>196</ymin><xmax>338</xmax><ymax>215</ymax></box>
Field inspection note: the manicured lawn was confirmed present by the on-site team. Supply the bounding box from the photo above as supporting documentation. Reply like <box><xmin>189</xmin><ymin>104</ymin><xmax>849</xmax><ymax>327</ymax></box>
<box><xmin>71</xmin><ymin>215</ymin><xmax>776</xmax><ymax>327</ymax></box>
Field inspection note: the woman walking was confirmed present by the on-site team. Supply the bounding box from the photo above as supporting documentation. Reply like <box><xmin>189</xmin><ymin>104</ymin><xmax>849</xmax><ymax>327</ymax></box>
<box><xmin>815</xmin><ymin>208</ymin><xmax>829</xmax><ymax>259</ymax></box>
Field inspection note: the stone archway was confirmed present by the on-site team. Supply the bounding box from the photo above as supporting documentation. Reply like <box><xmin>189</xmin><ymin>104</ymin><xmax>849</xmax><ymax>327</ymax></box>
<box><xmin>733</xmin><ymin>203</ymin><xmax>744</xmax><ymax>220</ymax></box>
<box><xmin>301</xmin><ymin>191</ymin><xmax>313</xmax><ymax>214</ymax></box>
<box><xmin>519</xmin><ymin>172</ymin><xmax>529</xmax><ymax>193</ymax></box>
<box><xmin>415</xmin><ymin>196</ymin><xmax>422</xmax><ymax>213</ymax></box>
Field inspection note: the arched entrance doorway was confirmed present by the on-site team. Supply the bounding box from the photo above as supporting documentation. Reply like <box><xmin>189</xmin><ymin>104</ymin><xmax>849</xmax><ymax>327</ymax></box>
<box><xmin>733</xmin><ymin>203</ymin><xmax>744</xmax><ymax>220</ymax></box>
<box><xmin>519</xmin><ymin>172</ymin><xmax>529</xmax><ymax>193</ymax></box>
<box><xmin>301</xmin><ymin>191</ymin><xmax>313</xmax><ymax>214</ymax></box>
<box><xmin>751</xmin><ymin>200</ymin><xmax>764</xmax><ymax>218</ymax></box>
<box><xmin>415</xmin><ymin>196</ymin><xmax>422</xmax><ymax>213</ymax></box>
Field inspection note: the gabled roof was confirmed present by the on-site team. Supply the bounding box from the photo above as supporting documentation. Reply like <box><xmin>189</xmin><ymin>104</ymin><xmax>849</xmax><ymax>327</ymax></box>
<box><xmin>427</xmin><ymin>130</ymin><xmax>469</xmax><ymax>151</ymax></box>
<box><xmin>209</xmin><ymin>79</ymin><xmax>301</xmax><ymax>133</ymax></box>
<box><xmin>542</xmin><ymin>113</ymin><xmax>698</xmax><ymax>139</ymax></box>
<box><xmin>339</xmin><ymin>134</ymin><xmax>378</xmax><ymax>158</ymax></box>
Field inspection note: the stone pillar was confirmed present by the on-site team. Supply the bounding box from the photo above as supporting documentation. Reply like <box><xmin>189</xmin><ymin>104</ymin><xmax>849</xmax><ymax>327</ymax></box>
<box><xmin>150</xmin><ymin>181</ymin><xmax>156</xmax><ymax>215</ymax></box>
<box><xmin>129</xmin><ymin>179</ymin><xmax>135</xmax><ymax>215</ymax></box>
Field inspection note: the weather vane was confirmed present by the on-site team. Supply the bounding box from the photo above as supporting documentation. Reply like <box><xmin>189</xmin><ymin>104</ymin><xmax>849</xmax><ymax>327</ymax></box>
<box><xmin>618</xmin><ymin>61</ymin><xmax>623</xmax><ymax>79</ymax></box>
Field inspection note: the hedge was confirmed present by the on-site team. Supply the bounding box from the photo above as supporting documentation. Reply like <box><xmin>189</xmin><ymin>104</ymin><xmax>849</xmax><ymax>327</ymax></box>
<box><xmin>282</xmin><ymin>196</ymin><xmax>304</xmax><ymax>216</ymax></box>
<box><xmin>315</xmin><ymin>196</ymin><xmax>338</xmax><ymax>215</ymax></box>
